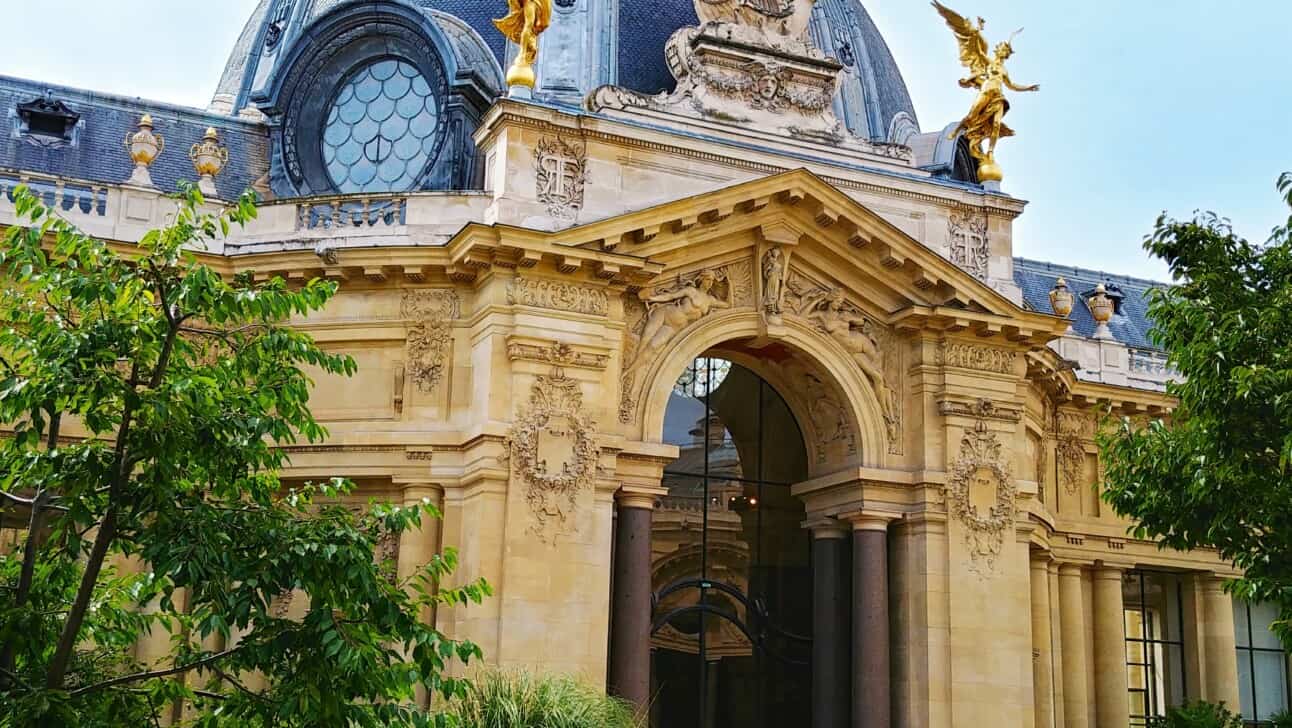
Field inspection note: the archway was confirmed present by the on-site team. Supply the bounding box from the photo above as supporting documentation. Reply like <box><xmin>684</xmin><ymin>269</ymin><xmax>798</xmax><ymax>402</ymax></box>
<box><xmin>648</xmin><ymin>355</ymin><xmax>814</xmax><ymax>728</ymax></box>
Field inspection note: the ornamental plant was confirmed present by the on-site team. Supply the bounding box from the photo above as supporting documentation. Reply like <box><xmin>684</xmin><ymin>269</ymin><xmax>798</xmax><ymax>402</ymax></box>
<box><xmin>1099</xmin><ymin>173</ymin><xmax>1292</xmax><ymax>649</ymax></box>
<box><xmin>0</xmin><ymin>185</ymin><xmax>489</xmax><ymax>726</ymax></box>
<box><xmin>442</xmin><ymin>670</ymin><xmax>643</xmax><ymax>728</ymax></box>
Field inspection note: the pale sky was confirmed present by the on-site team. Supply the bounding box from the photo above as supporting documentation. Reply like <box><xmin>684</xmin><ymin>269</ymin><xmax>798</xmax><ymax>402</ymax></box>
<box><xmin>3</xmin><ymin>1</ymin><xmax>1289</xmax><ymax>281</ymax></box>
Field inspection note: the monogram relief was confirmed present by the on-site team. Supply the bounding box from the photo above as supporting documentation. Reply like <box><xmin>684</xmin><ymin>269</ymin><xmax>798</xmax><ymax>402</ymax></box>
<box><xmin>948</xmin><ymin>210</ymin><xmax>989</xmax><ymax>281</ymax></box>
<box><xmin>945</xmin><ymin>399</ymin><xmax>1018</xmax><ymax>575</ymax></box>
<box><xmin>534</xmin><ymin>136</ymin><xmax>587</xmax><ymax>219</ymax></box>
<box><xmin>401</xmin><ymin>289</ymin><xmax>460</xmax><ymax>392</ymax></box>
<box><xmin>505</xmin><ymin>368</ymin><xmax>599</xmax><ymax>541</ymax></box>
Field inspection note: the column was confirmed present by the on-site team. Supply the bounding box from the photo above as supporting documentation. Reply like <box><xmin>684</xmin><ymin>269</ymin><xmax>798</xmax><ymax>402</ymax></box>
<box><xmin>1200</xmin><ymin>575</ymin><xmax>1241</xmax><ymax>709</ymax></box>
<box><xmin>608</xmin><ymin>490</ymin><xmax>658</xmax><ymax>711</ymax></box>
<box><xmin>1030</xmin><ymin>556</ymin><xmax>1055</xmax><ymax>728</ymax></box>
<box><xmin>810</xmin><ymin>519</ymin><xmax>850</xmax><ymax>728</ymax></box>
<box><xmin>850</xmin><ymin>512</ymin><xmax>896</xmax><ymax>728</ymax></box>
<box><xmin>1057</xmin><ymin>564</ymin><xmax>1090</xmax><ymax>728</ymax></box>
<box><xmin>1047</xmin><ymin>562</ymin><xmax>1065</xmax><ymax>728</ymax></box>
<box><xmin>396</xmin><ymin>482</ymin><xmax>444</xmax><ymax>709</ymax></box>
<box><xmin>1092</xmin><ymin>565</ymin><xmax>1129</xmax><ymax>728</ymax></box>
<box><xmin>396</xmin><ymin>483</ymin><xmax>445</xmax><ymax>594</ymax></box>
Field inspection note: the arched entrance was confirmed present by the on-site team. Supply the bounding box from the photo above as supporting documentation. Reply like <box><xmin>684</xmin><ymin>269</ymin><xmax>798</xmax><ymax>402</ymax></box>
<box><xmin>649</xmin><ymin>355</ymin><xmax>814</xmax><ymax>728</ymax></box>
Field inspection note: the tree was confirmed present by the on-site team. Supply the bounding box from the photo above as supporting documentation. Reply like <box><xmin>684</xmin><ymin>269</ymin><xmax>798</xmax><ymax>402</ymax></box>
<box><xmin>1100</xmin><ymin>173</ymin><xmax>1292</xmax><ymax>648</ymax></box>
<box><xmin>0</xmin><ymin>186</ymin><xmax>490</xmax><ymax>726</ymax></box>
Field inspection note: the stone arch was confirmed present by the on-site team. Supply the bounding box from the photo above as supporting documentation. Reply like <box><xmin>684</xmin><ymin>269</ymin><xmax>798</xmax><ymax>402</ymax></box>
<box><xmin>633</xmin><ymin>309</ymin><xmax>891</xmax><ymax>470</ymax></box>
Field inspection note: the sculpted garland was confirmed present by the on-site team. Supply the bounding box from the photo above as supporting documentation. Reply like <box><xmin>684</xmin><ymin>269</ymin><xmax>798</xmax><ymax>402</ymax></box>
<box><xmin>401</xmin><ymin>289</ymin><xmax>460</xmax><ymax>392</ymax></box>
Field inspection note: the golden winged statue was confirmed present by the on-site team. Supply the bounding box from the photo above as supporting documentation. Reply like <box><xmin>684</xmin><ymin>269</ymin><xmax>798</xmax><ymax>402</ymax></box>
<box><xmin>494</xmin><ymin>0</ymin><xmax>553</xmax><ymax>89</ymax></box>
<box><xmin>932</xmin><ymin>1</ymin><xmax>1039</xmax><ymax>183</ymax></box>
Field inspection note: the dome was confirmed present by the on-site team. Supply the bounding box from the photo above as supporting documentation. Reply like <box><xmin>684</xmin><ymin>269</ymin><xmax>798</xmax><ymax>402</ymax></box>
<box><xmin>211</xmin><ymin>0</ymin><xmax>918</xmax><ymax>141</ymax></box>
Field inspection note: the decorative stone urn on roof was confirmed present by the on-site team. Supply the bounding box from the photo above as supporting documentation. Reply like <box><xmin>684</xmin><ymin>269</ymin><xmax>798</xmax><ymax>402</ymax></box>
<box><xmin>1049</xmin><ymin>277</ymin><xmax>1074</xmax><ymax>333</ymax></box>
<box><xmin>1087</xmin><ymin>283</ymin><xmax>1114</xmax><ymax>339</ymax></box>
<box><xmin>189</xmin><ymin>127</ymin><xmax>229</xmax><ymax>198</ymax></box>
<box><xmin>124</xmin><ymin>114</ymin><xmax>164</xmax><ymax>188</ymax></box>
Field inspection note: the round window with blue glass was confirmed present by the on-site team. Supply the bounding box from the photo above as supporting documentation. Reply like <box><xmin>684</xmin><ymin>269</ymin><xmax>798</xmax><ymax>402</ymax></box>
<box><xmin>322</xmin><ymin>58</ymin><xmax>442</xmax><ymax>194</ymax></box>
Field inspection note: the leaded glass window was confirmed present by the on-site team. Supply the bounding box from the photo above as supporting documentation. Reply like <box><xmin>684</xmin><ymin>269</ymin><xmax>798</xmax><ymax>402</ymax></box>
<box><xmin>322</xmin><ymin>59</ymin><xmax>441</xmax><ymax>194</ymax></box>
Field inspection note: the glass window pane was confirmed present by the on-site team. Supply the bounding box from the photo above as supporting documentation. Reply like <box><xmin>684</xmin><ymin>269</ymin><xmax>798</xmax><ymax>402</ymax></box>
<box><xmin>322</xmin><ymin>58</ymin><xmax>441</xmax><ymax>194</ymax></box>
<box><xmin>1254</xmin><ymin>651</ymin><xmax>1290</xmax><ymax>720</ymax></box>
<box><xmin>1237</xmin><ymin>650</ymin><xmax>1255</xmax><ymax>721</ymax></box>
<box><xmin>1234</xmin><ymin>600</ymin><xmax>1252</xmax><ymax>647</ymax></box>
<box><xmin>1251</xmin><ymin>602</ymin><xmax>1283</xmax><ymax>650</ymax></box>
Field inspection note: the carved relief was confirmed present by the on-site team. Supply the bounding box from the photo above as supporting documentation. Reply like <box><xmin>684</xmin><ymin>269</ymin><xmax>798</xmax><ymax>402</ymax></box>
<box><xmin>790</xmin><ymin>366</ymin><xmax>856</xmax><ymax>465</ymax></box>
<box><xmin>507</xmin><ymin>339</ymin><xmax>610</xmax><ymax>370</ymax></box>
<box><xmin>785</xmin><ymin>272</ymin><xmax>902</xmax><ymax>453</ymax></box>
<box><xmin>945</xmin><ymin>399</ymin><xmax>1018</xmax><ymax>574</ymax></box>
<box><xmin>618</xmin><ymin>262</ymin><xmax>753</xmax><ymax>423</ymax></box>
<box><xmin>507</xmin><ymin>277</ymin><xmax>608</xmax><ymax>316</ymax></box>
<box><xmin>1055</xmin><ymin>410</ymin><xmax>1092</xmax><ymax>495</ymax></box>
<box><xmin>505</xmin><ymin>369</ymin><xmax>599</xmax><ymax>541</ymax></box>
<box><xmin>761</xmin><ymin>246</ymin><xmax>787</xmax><ymax>324</ymax></box>
<box><xmin>401</xmin><ymin>290</ymin><xmax>460</xmax><ymax>393</ymax></box>
<box><xmin>948</xmin><ymin>210</ymin><xmax>989</xmax><ymax>281</ymax></box>
<box><xmin>936</xmin><ymin>342</ymin><xmax>1017</xmax><ymax>375</ymax></box>
<box><xmin>535</xmin><ymin>136</ymin><xmax>587</xmax><ymax>219</ymax></box>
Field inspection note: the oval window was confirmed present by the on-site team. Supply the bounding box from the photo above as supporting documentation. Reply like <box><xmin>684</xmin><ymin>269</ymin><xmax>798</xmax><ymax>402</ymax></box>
<box><xmin>322</xmin><ymin>59</ymin><xmax>441</xmax><ymax>194</ymax></box>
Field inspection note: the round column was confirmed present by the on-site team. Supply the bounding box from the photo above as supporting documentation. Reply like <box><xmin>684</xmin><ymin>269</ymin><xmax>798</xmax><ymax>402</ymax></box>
<box><xmin>810</xmin><ymin>519</ymin><xmax>851</xmax><ymax>728</ymax></box>
<box><xmin>850</xmin><ymin>512</ymin><xmax>896</xmax><ymax>728</ymax></box>
<box><xmin>1200</xmin><ymin>575</ymin><xmax>1241</xmax><ymax>709</ymax></box>
<box><xmin>1029</xmin><ymin>556</ymin><xmax>1055</xmax><ymax>728</ymax></box>
<box><xmin>396</xmin><ymin>482</ymin><xmax>443</xmax><ymax>710</ymax></box>
<box><xmin>1092</xmin><ymin>565</ymin><xmax>1129</xmax><ymax>728</ymax></box>
<box><xmin>396</xmin><ymin>483</ymin><xmax>445</xmax><ymax>593</ymax></box>
<box><xmin>1057</xmin><ymin>564</ymin><xmax>1090</xmax><ymax>728</ymax></box>
<box><xmin>608</xmin><ymin>491</ymin><xmax>657</xmax><ymax>710</ymax></box>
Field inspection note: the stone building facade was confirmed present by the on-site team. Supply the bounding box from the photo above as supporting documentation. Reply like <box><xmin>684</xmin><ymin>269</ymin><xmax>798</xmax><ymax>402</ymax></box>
<box><xmin>1</xmin><ymin>0</ymin><xmax>1288</xmax><ymax>726</ymax></box>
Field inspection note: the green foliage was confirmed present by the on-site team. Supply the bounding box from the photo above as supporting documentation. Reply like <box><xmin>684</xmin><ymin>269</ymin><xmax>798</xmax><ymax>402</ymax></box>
<box><xmin>1269</xmin><ymin>710</ymin><xmax>1292</xmax><ymax>728</ymax></box>
<box><xmin>0</xmin><ymin>185</ymin><xmax>489</xmax><ymax>726</ymax></box>
<box><xmin>1099</xmin><ymin>173</ymin><xmax>1292</xmax><ymax>650</ymax></box>
<box><xmin>1142</xmin><ymin>701</ymin><xmax>1245</xmax><ymax>728</ymax></box>
<box><xmin>441</xmin><ymin>670</ymin><xmax>643</xmax><ymax>728</ymax></box>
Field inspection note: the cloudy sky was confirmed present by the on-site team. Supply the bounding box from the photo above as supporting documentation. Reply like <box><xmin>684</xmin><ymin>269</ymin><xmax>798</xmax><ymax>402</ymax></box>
<box><xmin>2</xmin><ymin>1</ymin><xmax>1288</xmax><ymax>281</ymax></box>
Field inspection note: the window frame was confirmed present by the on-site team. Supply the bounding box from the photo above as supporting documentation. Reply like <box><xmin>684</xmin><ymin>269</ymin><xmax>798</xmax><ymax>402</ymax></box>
<box><xmin>1124</xmin><ymin>570</ymin><xmax>1189</xmax><ymax>727</ymax></box>
<box><xmin>1235</xmin><ymin>600</ymin><xmax>1292</xmax><ymax>725</ymax></box>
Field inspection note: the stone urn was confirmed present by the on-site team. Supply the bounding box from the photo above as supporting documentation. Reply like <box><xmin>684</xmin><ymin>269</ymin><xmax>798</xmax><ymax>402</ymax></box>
<box><xmin>124</xmin><ymin>114</ymin><xmax>164</xmax><ymax>187</ymax></box>
<box><xmin>189</xmin><ymin>126</ymin><xmax>229</xmax><ymax>197</ymax></box>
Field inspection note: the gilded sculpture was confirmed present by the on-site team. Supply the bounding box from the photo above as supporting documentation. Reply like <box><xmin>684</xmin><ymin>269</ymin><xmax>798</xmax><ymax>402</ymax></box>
<box><xmin>932</xmin><ymin>1</ymin><xmax>1039</xmax><ymax>183</ymax></box>
<box><xmin>494</xmin><ymin>0</ymin><xmax>552</xmax><ymax>89</ymax></box>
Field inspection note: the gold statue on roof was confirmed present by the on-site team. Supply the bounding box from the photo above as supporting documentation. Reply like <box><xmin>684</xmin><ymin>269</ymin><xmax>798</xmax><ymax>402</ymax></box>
<box><xmin>494</xmin><ymin>0</ymin><xmax>553</xmax><ymax>90</ymax></box>
<box><xmin>932</xmin><ymin>1</ymin><xmax>1039</xmax><ymax>183</ymax></box>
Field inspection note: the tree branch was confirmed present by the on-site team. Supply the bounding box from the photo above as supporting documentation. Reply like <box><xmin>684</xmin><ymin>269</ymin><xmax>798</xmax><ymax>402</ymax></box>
<box><xmin>68</xmin><ymin>648</ymin><xmax>240</xmax><ymax>697</ymax></box>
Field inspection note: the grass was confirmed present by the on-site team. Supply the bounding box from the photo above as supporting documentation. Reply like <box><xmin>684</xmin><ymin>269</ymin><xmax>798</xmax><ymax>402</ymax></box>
<box><xmin>440</xmin><ymin>669</ymin><xmax>643</xmax><ymax>728</ymax></box>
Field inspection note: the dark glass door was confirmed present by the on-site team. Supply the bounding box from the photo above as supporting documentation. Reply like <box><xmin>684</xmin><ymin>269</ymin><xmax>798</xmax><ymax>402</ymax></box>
<box><xmin>650</xmin><ymin>358</ymin><xmax>812</xmax><ymax>728</ymax></box>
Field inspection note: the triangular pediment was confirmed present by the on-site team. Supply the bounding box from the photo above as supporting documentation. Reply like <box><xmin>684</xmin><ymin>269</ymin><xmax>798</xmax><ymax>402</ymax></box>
<box><xmin>500</xmin><ymin>169</ymin><xmax>1067</xmax><ymax>345</ymax></box>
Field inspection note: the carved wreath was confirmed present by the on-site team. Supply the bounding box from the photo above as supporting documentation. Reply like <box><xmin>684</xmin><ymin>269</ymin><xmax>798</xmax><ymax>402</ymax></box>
<box><xmin>945</xmin><ymin>400</ymin><xmax>1017</xmax><ymax>573</ymax></box>
<box><xmin>505</xmin><ymin>372</ymin><xmax>599</xmax><ymax>540</ymax></box>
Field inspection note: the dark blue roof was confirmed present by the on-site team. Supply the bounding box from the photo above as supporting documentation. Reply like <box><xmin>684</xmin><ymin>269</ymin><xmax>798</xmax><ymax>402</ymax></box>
<box><xmin>0</xmin><ymin>75</ymin><xmax>268</xmax><ymax>201</ymax></box>
<box><xmin>1014</xmin><ymin>257</ymin><xmax>1167</xmax><ymax>351</ymax></box>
